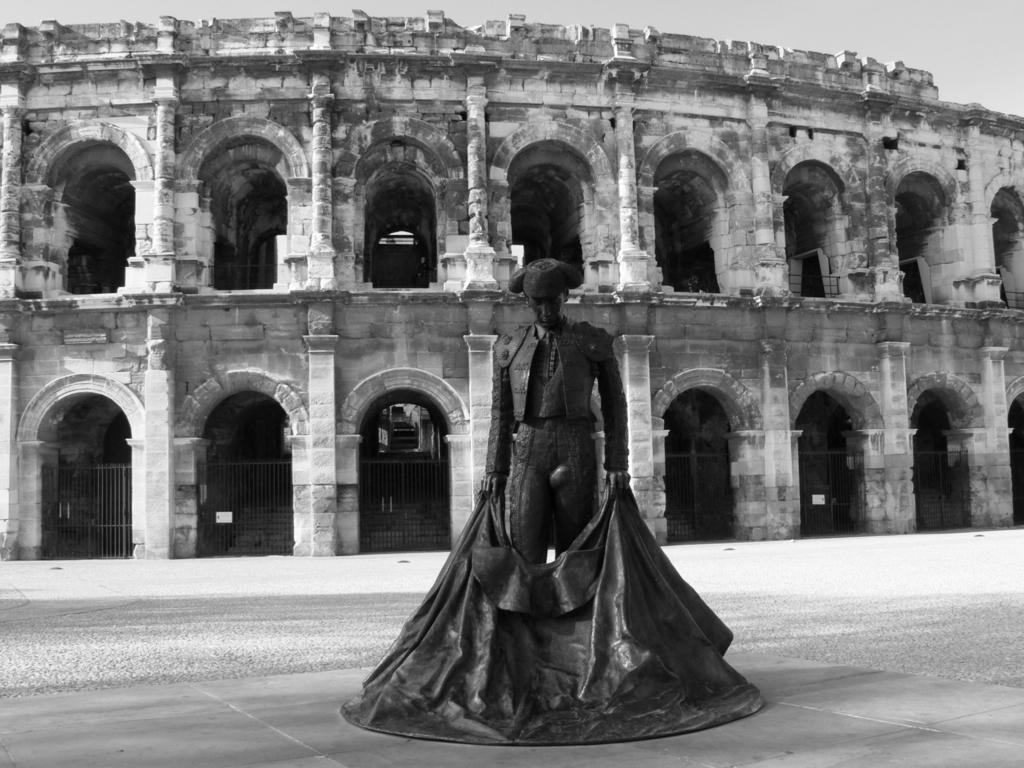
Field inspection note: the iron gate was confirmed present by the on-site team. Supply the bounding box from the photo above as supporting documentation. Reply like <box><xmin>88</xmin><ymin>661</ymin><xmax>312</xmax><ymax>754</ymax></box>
<box><xmin>41</xmin><ymin>464</ymin><xmax>132</xmax><ymax>559</ymax></box>
<box><xmin>1011</xmin><ymin>448</ymin><xmax>1024</xmax><ymax>525</ymax></box>
<box><xmin>198</xmin><ymin>460</ymin><xmax>293</xmax><ymax>556</ymax></box>
<box><xmin>663</xmin><ymin>450</ymin><xmax>734</xmax><ymax>541</ymax></box>
<box><xmin>913</xmin><ymin>448</ymin><xmax>970</xmax><ymax>530</ymax></box>
<box><xmin>799</xmin><ymin>450</ymin><xmax>863</xmax><ymax>536</ymax></box>
<box><xmin>359</xmin><ymin>456</ymin><xmax>450</xmax><ymax>551</ymax></box>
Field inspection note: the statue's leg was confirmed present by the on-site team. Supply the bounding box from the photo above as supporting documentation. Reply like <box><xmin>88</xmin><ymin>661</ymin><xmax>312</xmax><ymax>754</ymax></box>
<box><xmin>551</xmin><ymin>420</ymin><xmax>598</xmax><ymax>553</ymax></box>
<box><xmin>507</xmin><ymin>424</ymin><xmax>554</xmax><ymax>564</ymax></box>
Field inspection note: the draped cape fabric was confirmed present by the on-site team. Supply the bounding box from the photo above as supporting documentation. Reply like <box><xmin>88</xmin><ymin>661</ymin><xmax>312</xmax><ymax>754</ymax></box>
<box><xmin>342</xmin><ymin>488</ymin><xmax>764</xmax><ymax>745</ymax></box>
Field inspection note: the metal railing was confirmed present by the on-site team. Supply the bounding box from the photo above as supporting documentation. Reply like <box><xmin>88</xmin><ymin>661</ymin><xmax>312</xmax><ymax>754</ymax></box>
<box><xmin>798</xmin><ymin>450</ymin><xmax>863</xmax><ymax>536</ymax></box>
<box><xmin>913</xmin><ymin>448</ymin><xmax>970</xmax><ymax>530</ymax></box>
<box><xmin>359</xmin><ymin>455</ymin><xmax>450</xmax><ymax>551</ymax></box>
<box><xmin>663</xmin><ymin>451</ymin><xmax>734</xmax><ymax>541</ymax></box>
<box><xmin>42</xmin><ymin>464</ymin><xmax>133</xmax><ymax>559</ymax></box>
<box><xmin>789</xmin><ymin>272</ymin><xmax>841</xmax><ymax>298</ymax></box>
<box><xmin>198</xmin><ymin>460</ymin><xmax>293</xmax><ymax>556</ymax></box>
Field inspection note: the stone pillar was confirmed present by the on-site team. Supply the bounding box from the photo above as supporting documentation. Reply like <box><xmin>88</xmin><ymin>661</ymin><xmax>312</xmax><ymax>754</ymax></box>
<box><xmin>862</xmin><ymin>93</ymin><xmax>903</xmax><ymax>301</ymax></box>
<box><xmin>307</xmin><ymin>79</ymin><xmax>336</xmax><ymax>290</ymax></box>
<box><xmin>943</xmin><ymin>428</ymin><xmax>992</xmax><ymax>527</ymax></box>
<box><xmin>957</xmin><ymin>122</ymin><xmax>1002</xmax><ymax>304</ymax></box>
<box><xmin>975</xmin><ymin>347</ymin><xmax>1013</xmax><ymax>526</ymax></box>
<box><xmin>727</xmin><ymin>430</ymin><xmax>768</xmax><ymax>540</ymax></box>
<box><xmin>464</xmin><ymin>334</ymin><xmax>496</xmax><ymax>493</ymax></box>
<box><xmin>152</xmin><ymin>95</ymin><xmax>177</xmax><ymax>258</ymax></box>
<box><xmin>299</xmin><ymin>332</ymin><xmax>339</xmax><ymax>556</ymax></box>
<box><xmin>0</xmin><ymin>343</ymin><xmax>18</xmax><ymax>559</ymax></box>
<box><xmin>173</xmin><ymin>437</ymin><xmax>207</xmax><ymax>558</ymax></box>
<box><xmin>617</xmin><ymin>335</ymin><xmax>659</xmax><ymax>538</ymax></box>
<box><xmin>614</xmin><ymin>101</ymin><xmax>655</xmax><ymax>293</ymax></box>
<box><xmin>0</xmin><ymin>98</ymin><xmax>23</xmax><ymax>296</ymax></box>
<box><xmin>137</xmin><ymin>310</ymin><xmax>175</xmax><ymax>558</ymax></box>
<box><xmin>844</xmin><ymin>429</ymin><xmax>891</xmax><ymax>533</ymax></box>
<box><xmin>336</xmin><ymin>433</ymin><xmax>362</xmax><ymax>553</ymax></box>
<box><xmin>876</xmin><ymin>341</ymin><xmax>915</xmax><ymax>532</ymax></box>
<box><xmin>447</xmin><ymin>433</ymin><xmax>473</xmax><ymax>537</ymax></box>
<box><xmin>747</xmin><ymin>90</ymin><xmax>786</xmax><ymax>295</ymax></box>
<box><xmin>759</xmin><ymin>340</ymin><xmax>799</xmax><ymax>537</ymax></box>
<box><xmin>16</xmin><ymin>441</ymin><xmax>54</xmax><ymax>560</ymax></box>
<box><xmin>462</xmin><ymin>78</ymin><xmax>499</xmax><ymax>290</ymax></box>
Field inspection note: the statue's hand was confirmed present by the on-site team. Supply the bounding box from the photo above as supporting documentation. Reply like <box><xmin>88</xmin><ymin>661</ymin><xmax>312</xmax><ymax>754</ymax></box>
<box><xmin>606</xmin><ymin>470</ymin><xmax>631</xmax><ymax>490</ymax></box>
<box><xmin>482</xmin><ymin>473</ymin><xmax>508</xmax><ymax>497</ymax></box>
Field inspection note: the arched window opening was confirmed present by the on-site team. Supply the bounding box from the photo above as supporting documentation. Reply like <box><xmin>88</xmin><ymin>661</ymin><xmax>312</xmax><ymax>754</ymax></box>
<box><xmin>662</xmin><ymin>390</ymin><xmax>733</xmax><ymax>542</ymax></box>
<box><xmin>783</xmin><ymin>162</ymin><xmax>843</xmax><ymax>298</ymax></box>
<box><xmin>1009</xmin><ymin>399</ymin><xmax>1024</xmax><ymax>525</ymax></box>
<box><xmin>991</xmin><ymin>187</ymin><xmax>1024</xmax><ymax>308</ymax></box>
<box><xmin>911</xmin><ymin>394</ymin><xmax>969</xmax><ymax>530</ymax></box>
<box><xmin>198</xmin><ymin>393</ymin><xmax>292</xmax><ymax>556</ymax></box>
<box><xmin>359</xmin><ymin>392</ymin><xmax>450</xmax><ymax>552</ymax></box>
<box><xmin>53</xmin><ymin>144</ymin><xmax>136</xmax><ymax>295</ymax></box>
<box><xmin>509</xmin><ymin>142</ymin><xmax>588</xmax><ymax>274</ymax></box>
<box><xmin>40</xmin><ymin>395</ymin><xmax>133</xmax><ymax>559</ymax></box>
<box><xmin>896</xmin><ymin>173</ymin><xmax>947</xmax><ymax>304</ymax></box>
<box><xmin>364</xmin><ymin>165</ymin><xmax>437</xmax><ymax>288</ymax></box>
<box><xmin>653</xmin><ymin>152</ymin><xmax>722</xmax><ymax>293</ymax></box>
<box><xmin>795</xmin><ymin>392</ymin><xmax>862</xmax><ymax>536</ymax></box>
<box><xmin>201</xmin><ymin>140</ymin><xmax>287</xmax><ymax>291</ymax></box>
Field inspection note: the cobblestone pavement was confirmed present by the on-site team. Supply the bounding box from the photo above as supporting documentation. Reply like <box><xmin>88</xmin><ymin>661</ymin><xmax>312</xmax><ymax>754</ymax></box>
<box><xmin>2</xmin><ymin>527</ymin><xmax>1022</xmax><ymax>697</ymax></box>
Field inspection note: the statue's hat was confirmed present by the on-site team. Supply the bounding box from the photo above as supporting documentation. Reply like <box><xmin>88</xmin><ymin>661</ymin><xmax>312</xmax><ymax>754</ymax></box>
<box><xmin>509</xmin><ymin>258</ymin><xmax>583</xmax><ymax>298</ymax></box>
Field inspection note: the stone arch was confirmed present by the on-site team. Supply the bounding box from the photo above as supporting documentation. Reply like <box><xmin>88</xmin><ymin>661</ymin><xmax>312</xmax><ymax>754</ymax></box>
<box><xmin>338</xmin><ymin>367</ymin><xmax>469</xmax><ymax>435</ymax></box>
<box><xmin>491</xmin><ymin>119</ymin><xmax>614</xmax><ymax>184</ymax></box>
<box><xmin>176</xmin><ymin>369</ymin><xmax>309</xmax><ymax>438</ymax></box>
<box><xmin>983</xmin><ymin>170</ymin><xmax>1024</xmax><ymax>209</ymax></box>
<box><xmin>638</xmin><ymin>131</ymin><xmax>746</xmax><ymax>191</ymax></box>
<box><xmin>1006</xmin><ymin>375</ymin><xmax>1024</xmax><ymax>410</ymax></box>
<box><xmin>17</xmin><ymin>374</ymin><xmax>145</xmax><ymax>443</ymax></box>
<box><xmin>651</xmin><ymin>368</ymin><xmax>761</xmax><ymax>431</ymax></box>
<box><xmin>886</xmin><ymin>156</ymin><xmax>959</xmax><ymax>223</ymax></box>
<box><xmin>906</xmin><ymin>372</ymin><xmax>984</xmax><ymax>429</ymax></box>
<box><xmin>771</xmin><ymin>143</ymin><xmax>862</xmax><ymax>196</ymax></box>
<box><xmin>335</xmin><ymin>116</ymin><xmax>463</xmax><ymax>180</ymax></box>
<box><xmin>177</xmin><ymin>116</ymin><xmax>310</xmax><ymax>181</ymax></box>
<box><xmin>789</xmin><ymin>372</ymin><xmax>884</xmax><ymax>430</ymax></box>
<box><xmin>25</xmin><ymin>122</ymin><xmax>154</xmax><ymax>185</ymax></box>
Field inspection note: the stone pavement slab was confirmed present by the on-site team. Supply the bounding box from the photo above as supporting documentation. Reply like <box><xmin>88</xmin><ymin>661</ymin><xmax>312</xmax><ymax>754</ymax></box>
<box><xmin>2</xmin><ymin>653</ymin><xmax>1024</xmax><ymax>767</ymax></box>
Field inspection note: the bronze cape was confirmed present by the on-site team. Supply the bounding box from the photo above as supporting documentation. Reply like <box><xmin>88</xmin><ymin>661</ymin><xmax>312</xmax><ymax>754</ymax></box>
<box><xmin>341</xmin><ymin>487</ymin><xmax>764</xmax><ymax>745</ymax></box>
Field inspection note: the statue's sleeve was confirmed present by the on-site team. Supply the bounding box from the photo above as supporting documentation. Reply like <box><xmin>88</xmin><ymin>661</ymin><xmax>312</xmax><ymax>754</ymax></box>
<box><xmin>597</xmin><ymin>339</ymin><xmax>630</xmax><ymax>472</ymax></box>
<box><xmin>484</xmin><ymin>349</ymin><xmax>514</xmax><ymax>477</ymax></box>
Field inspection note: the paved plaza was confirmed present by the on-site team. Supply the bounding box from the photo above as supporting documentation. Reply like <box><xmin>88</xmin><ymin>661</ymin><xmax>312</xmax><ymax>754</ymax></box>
<box><xmin>2</xmin><ymin>528</ymin><xmax>1023</xmax><ymax>766</ymax></box>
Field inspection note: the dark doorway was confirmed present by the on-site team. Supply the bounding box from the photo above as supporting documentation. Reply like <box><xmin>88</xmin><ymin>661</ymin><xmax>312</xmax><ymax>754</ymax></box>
<box><xmin>1009</xmin><ymin>400</ymin><xmax>1024</xmax><ymax>525</ymax></box>
<box><xmin>198</xmin><ymin>393</ymin><xmax>293</xmax><ymax>556</ymax></box>
<box><xmin>662</xmin><ymin>390</ymin><xmax>734</xmax><ymax>541</ymax></box>
<box><xmin>796</xmin><ymin>392</ymin><xmax>862</xmax><ymax>536</ymax></box>
<box><xmin>41</xmin><ymin>399</ymin><xmax>133</xmax><ymax>559</ymax></box>
<box><xmin>911</xmin><ymin>396</ymin><xmax>969</xmax><ymax>530</ymax></box>
<box><xmin>359</xmin><ymin>393</ymin><xmax>450</xmax><ymax>552</ymax></box>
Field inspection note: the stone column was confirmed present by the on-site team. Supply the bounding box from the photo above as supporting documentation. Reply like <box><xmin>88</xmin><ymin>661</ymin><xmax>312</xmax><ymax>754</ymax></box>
<box><xmin>614</xmin><ymin>101</ymin><xmax>655</xmax><ymax>293</ymax></box>
<box><xmin>464</xmin><ymin>334</ymin><xmax>496</xmax><ymax>492</ymax></box>
<box><xmin>617</xmin><ymin>335</ymin><xmax>659</xmax><ymax>537</ymax></box>
<box><xmin>976</xmin><ymin>347</ymin><xmax>1013</xmax><ymax>526</ymax></box>
<box><xmin>957</xmin><ymin>121</ymin><xmax>1002</xmax><ymax>304</ymax></box>
<box><xmin>0</xmin><ymin>343</ymin><xmax>18</xmax><ymax>559</ymax></box>
<box><xmin>138</xmin><ymin>309</ymin><xmax>175</xmax><ymax>558</ymax></box>
<box><xmin>862</xmin><ymin>93</ymin><xmax>903</xmax><ymax>300</ymax></box>
<box><xmin>447</xmin><ymin>433</ymin><xmax>474</xmax><ymax>537</ymax></box>
<box><xmin>876</xmin><ymin>341</ymin><xmax>915</xmax><ymax>532</ymax></box>
<box><xmin>299</xmin><ymin>332</ymin><xmax>339</xmax><ymax>556</ymax></box>
<box><xmin>759</xmin><ymin>339</ymin><xmax>799</xmax><ymax>537</ymax></box>
<box><xmin>308</xmin><ymin>79</ymin><xmax>336</xmax><ymax>290</ymax></box>
<box><xmin>335</xmin><ymin>433</ymin><xmax>362</xmax><ymax>553</ymax></box>
<box><xmin>152</xmin><ymin>95</ymin><xmax>178</xmax><ymax>258</ymax></box>
<box><xmin>0</xmin><ymin>97</ymin><xmax>24</xmax><ymax>297</ymax></box>
<box><xmin>462</xmin><ymin>78</ymin><xmax>499</xmax><ymax>290</ymax></box>
<box><xmin>173</xmin><ymin>437</ymin><xmax>207</xmax><ymax>558</ymax></box>
<box><xmin>943</xmin><ymin>428</ymin><xmax>990</xmax><ymax>527</ymax></box>
<box><xmin>747</xmin><ymin>88</ymin><xmax>786</xmax><ymax>295</ymax></box>
<box><xmin>16</xmin><ymin>441</ymin><xmax>54</xmax><ymax>560</ymax></box>
<box><xmin>844</xmin><ymin>429</ymin><xmax>891</xmax><ymax>533</ymax></box>
<box><xmin>727</xmin><ymin>430</ymin><xmax>768</xmax><ymax>540</ymax></box>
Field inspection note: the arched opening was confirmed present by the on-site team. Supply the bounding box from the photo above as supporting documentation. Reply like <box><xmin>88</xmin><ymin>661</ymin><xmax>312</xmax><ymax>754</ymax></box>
<box><xmin>896</xmin><ymin>173</ymin><xmax>947</xmax><ymax>304</ymax></box>
<box><xmin>363</xmin><ymin>161</ymin><xmax>437</xmax><ymax>288</ymax></box>
<box><xmin>509</xmin><ymin>142</ymin><xmax>587</xmax><ymax>273</ymax></box>
<box><xmin>795</xmin><ymin>392</ymin><xmax>862</xmax><ymax>536</ymax></box>
<box><xmin>359</xmin><ymin>392</ymin><xmax>450</xmax><ymax>552</ymax></box>
<box><xmin>40</xmin><ymin>396</ymin><xmax>132</xmax><ymax>559</ymax></box>
<box><xmin>991</xmin><ymin>187</ymin><xmax>1024</xmax><ymax>308</ymax></box>
<box><xmin>911</xmin><ymin>394</ymin><xmax>969</xmax><ymax>529</ymax></box>
<box><xmin>783</xmin><ymin>162</ymin><xmax>843</xmax><ymax>298</ymax></box>
<box><xmin>198</xmin><ymin>393</ymin><xmax>293</xmax><ymax>556</ymax></box>
<box><xmin>201</xmin><ymin>140</ymin><xmax>287</xmax><ymax>290</ymax></box>
<box><xmin>662</xmin><ymin>390</ymin><xmax>734</xmax><ymax>541</ymax></box>
<box><xmin>653</xmin><ymin>152</ymin><xmax>723</xmax><ymax>293</ymax></box>
<box><xmin>1009</xmin><ymin>399</ymin><xmax>1024</xmax><ymax>525</ymax></box>
<box><xmin>52</xmin><ymin>144</ymin><xmax>136</xmax><ymax>295</ymax></box>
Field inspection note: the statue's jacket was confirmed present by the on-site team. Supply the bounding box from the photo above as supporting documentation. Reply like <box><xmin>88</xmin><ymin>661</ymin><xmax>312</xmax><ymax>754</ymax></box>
<box><xmin>485</xmin><ymin>319</ymin><xmax>629</xmax><ymax>477</ymax></box>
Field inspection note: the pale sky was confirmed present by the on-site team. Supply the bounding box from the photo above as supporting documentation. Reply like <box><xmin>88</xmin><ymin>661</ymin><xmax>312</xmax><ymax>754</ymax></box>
<box><xmin>8</xmin><ymin>0</ymin><xmax>1024</xmax><ymax>117</ymax></box>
